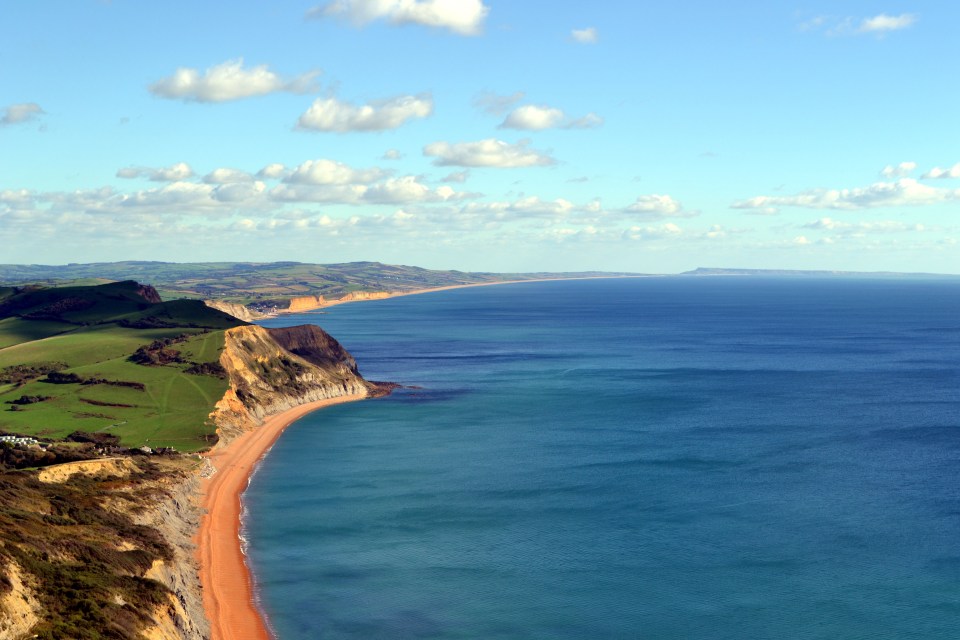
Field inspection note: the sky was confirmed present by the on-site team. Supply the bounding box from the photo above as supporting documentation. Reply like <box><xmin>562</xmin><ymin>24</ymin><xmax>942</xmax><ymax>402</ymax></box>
<box><xmin>2</xmin><ymin>0</ymin><xmax>958</xmax><ymax>274</ymax></box>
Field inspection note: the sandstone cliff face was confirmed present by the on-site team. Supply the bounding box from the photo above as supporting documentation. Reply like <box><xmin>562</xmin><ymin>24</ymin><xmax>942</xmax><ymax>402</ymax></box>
<box><xmin>203</xmin><ymin>300</ymin><xmax>263</xmax><ymax>322</ymax></box>
<box><xmin>335</xmin><ymin>291</ymin><xmax>390</xmax><ymax>303</ymax></box>
<box><xmin>0</xmin><ymin>562</ymin><xmax>40</xmax><ymax>640</ymax></box>
<box><xmin>138</xmin><ymin>472</ymin><xmax>209</xmax><ymax>640</ymax></box>
<box><xmin>212</xmin><ymin>324</ymin><xmax>373</xmax><ymax>441</ymax></box>
<box><xmin>286</xmin><ymin>295</ymin><xmax>326</xmax><ymax>312</ymax></box>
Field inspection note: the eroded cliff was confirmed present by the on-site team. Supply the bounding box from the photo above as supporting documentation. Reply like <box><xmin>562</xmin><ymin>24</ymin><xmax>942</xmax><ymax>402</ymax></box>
<box><xmin>212</xmin><ymin>324</ymin><xmax>377</xmax><ymax>440</ymax></box>
<box><xmin>203</xmin><ymin>300</ymin><xmax>263</xmax><ymax>322</ymax></box>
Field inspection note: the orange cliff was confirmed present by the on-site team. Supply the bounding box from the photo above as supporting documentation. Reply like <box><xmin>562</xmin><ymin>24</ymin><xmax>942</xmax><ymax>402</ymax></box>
<box><xmin>286</xmin><ymin>294</ymin><xmax>327</xmax><ymax>312</ymax></box>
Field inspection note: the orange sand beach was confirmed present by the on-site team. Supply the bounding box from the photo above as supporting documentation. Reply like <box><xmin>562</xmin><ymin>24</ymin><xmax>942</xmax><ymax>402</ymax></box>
<box><xmin>197</xmin><ymin>393</ymin><xmax>367</xmax><ymax>640</ymax></box>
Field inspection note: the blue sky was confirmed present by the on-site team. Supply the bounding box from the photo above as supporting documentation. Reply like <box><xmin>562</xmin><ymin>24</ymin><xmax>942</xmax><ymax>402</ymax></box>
<box><xmin>2</xmin><ymin>0</ymin><xmax>957</xmax><ymax>273</ymax></box>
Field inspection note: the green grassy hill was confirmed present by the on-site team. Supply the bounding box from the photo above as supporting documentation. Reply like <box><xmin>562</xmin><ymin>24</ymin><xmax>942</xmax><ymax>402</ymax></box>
<box><xmin>0</xmin><ymin>281</ymin><xmax>244</xmax><ymax>452</ymax></box>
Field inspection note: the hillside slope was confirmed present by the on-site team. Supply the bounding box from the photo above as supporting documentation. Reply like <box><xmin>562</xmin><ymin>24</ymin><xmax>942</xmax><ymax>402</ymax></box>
<box><xmin>0</xmin><ymin>280</ymin><xmax>385</xmax><ymax>639</ymax></box>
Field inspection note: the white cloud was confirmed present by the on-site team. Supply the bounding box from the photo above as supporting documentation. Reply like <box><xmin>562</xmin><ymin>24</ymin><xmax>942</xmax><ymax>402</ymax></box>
<box><xmin>800</xmin><ymin>13</ymin><xmax>917</xmax><ymax>37</ymax></box>
<box><xmin>859</xmin><ymin>13</ymin><xmax>916</xmax><ymax>33</ymax></box>
<box><xmin>116</xmin><ymin>162</ymin><xmax>195</xmax><ymax>182</ymax></box>
<box><xmin>566</xmin><ymin>113</ymin><xmax>604</xmax><ymax>129</ymax></box>
<box><xmin>149</xmin><ymin>58</ymin><xmax>320</xmax><ymax>103</ymax></box>
<box><xmin>297</xmin><ymin>94</ymin><xmax>432</xmax><ymax>132</ymax></box>
<box><xmin>203</xmin><ymin>168</ymin><xmax>255</xmax><ymax>184</ymax></box>
<box><xmin>284</xmin><ymin>159</ymin><xmax>386</xmax><ymax>185</ymax></box>
<box><xmin>498</xmin><ymin>104</ymin><xmax>604</xmax><ymax>131</ymax></box>
<box><xmin>1</xmin><ymin>103</ymin><xmax>45</xmax><ymax>125</ymax></box>
<box><xmin>424</xmin><ymin>138</ymin><xmax>555</xmax><ymax>168</ymax></box>
<box><xmin>802</xmin><ymin>217</ymin><xmax>926</xmax><ymax>234</ymax></box>
<box><xmin>271</xmin><ymin>174</ymin><xmax>472</xmax><ymax>205</ymax></box>
<box><xmin>622</xmin><ymin>223</ymin><xmax>683</xmax><ymax>241</ymax></box>
<box><xmin>571</xmin><ymin>27</ymin><xmax>598</xmax><ymax>44</ymax></box>
<box><xmin>307</xmin><ymin>0</ymin><xmax>490</xmax><ymax>36</ymax></box>
<box><xmin>732</xmin><ymin>179</ymin><xmax>960</xmax><ymax>213</ymax></box>
<box><xmin>257</xmin><ymin>163</ymin><xmax>288</xmax><ymax>180</ymax></box>
<box><xmin>793</xmin><ymin>235</ymin><xmax>812</xmax><ymax>245</ymax></box>
<box><xmin>921</xmin><ymin>163</ymin><xmax>960</xmax><ymax>180</ymax></box>
<box><xmin>623</xmin><ymin>194</ymin><xmax>696</xmax><ymax>218</ymax></box>
<box><xmin>461</xmin><ymin>197</ymin><xmax>577</xmax><ymax>218</ymax></box>
<box><xmin>382</xmin><ymin>148</ymin><xmax>403</xmax><ymax>160</ymax></box>
<box><xmin>363</xmin><ymin>176</ymin><xmax>471</xmax><ymax>204</ymax></box>
<box><xmin>473</xmin><ymin>90</ymin><xmax>525</xmax><ymax>115</ymax></box>
<box><xmin>880</xmin><ymin>161</ymin><xmax>916</xmax><ymax>178</ymax></box>
<box><xmin>440</xmin><ymin>170</ymin><xmax>469</xmax><ymax>183</ymax></box>
<box><xmin>500</xmin><ymin>105</ymin><xmax>564</xmax><ymax>130</ymax></box>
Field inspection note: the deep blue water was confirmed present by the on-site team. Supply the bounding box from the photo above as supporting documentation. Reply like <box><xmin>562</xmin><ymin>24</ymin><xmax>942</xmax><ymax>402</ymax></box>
<box><xmin>247</xmin><ymin>277</ymin><xmax>960</xmax><ymax>639</ymax></box>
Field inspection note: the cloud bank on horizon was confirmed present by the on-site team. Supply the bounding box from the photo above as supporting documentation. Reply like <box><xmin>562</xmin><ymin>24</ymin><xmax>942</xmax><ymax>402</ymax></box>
<box><xmin>1</xmin><ymin>0</ymin><xmax>957</xmax><ymax>274</ymax></box>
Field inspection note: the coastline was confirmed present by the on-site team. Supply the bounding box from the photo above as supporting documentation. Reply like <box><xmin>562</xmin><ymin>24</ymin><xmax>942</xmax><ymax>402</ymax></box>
<box><xmin>197</xmin><ymin>393</ymin><xmax>368</xmax><ymax>640</ymax></box>
<box><xmin>278</xmin><ymin>274</ymin><xmax>654</xmax><ymax>314</ymax></box>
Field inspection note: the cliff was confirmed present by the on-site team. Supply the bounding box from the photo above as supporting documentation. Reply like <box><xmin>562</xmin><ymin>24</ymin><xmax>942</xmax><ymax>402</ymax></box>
<box><xmin>334</xmin><ymin>291</ymin><xmax>390</xmax><ymax>303</ymax></box>
<box><xmin>212</xmin><ymin>324</ymin><xmax>374</xmax><ymax>440</ymax></box>
<box><xmin>286</xmin><ymin>295</ymin><xmax>326</xmax><ymax>312</ymax></box>
<box><xmin>203</xmin><ymin>299</ymin><xmax>263</xmax><ymax>322</ymax></box>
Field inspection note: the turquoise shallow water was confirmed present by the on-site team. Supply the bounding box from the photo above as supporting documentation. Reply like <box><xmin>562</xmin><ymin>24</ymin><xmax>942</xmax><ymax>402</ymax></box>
<box><xmin>248</xmin><ymin>277</ymin><xmax>960</xmax><ymax>639</ymax></box>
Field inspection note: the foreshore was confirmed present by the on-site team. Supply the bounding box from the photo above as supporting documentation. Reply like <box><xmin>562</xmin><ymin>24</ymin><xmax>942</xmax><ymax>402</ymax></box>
<box><xmin>197</xmin><ymin>393</ymin><xmax>368</xmax><ymax>640</ymax></box>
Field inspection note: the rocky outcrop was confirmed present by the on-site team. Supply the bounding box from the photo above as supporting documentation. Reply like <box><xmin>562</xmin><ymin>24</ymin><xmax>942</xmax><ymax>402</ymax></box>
<box><xmin>136</xmin><ymin>283</ymin><xmax>164</xmax><ymax>304</ymax></box>
<box><xmin>286</xmin><ymin>295</ymin><xmax>326</xmax><ymax>312</ymax></box>
<box><xmin>204</xmin><ymin>300</ymin><xmax>263</xmax><ymax>322</ymax></box>
<box><xmin>211</xmin><ymin>324</ymin><xmax>375</xmax><ymax>441</ymax></box>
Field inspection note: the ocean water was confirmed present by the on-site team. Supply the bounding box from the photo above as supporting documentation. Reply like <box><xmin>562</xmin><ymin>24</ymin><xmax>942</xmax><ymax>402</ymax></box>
<box><xmin>247</xmin><ymin>277</ymin><xmax>960</xmax><ymax>639</ymax></box>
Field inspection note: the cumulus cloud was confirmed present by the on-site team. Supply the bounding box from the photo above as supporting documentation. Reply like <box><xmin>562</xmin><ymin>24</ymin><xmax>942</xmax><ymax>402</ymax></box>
<box><xmin>622</xmin><ymin>194</ymin><xmax>696</xmax><ymax>218</ymax></box>
<box><xmin>424</xmin><ymin>138</ymin><xmax>555</xmax><ymax>168</ymax></box>
<box><xmin>297</xmin><ymin>94</ymin><xmax>432</xmax><ymax>132</ymax></box>
<box><xmin>116</xmin><ymin>162</ymin><xmax>195</xmax><ymax>182</ymax></box>
<box><xmin>272</xmin><ymin>174</ymin><xmax>471</xmax><ymax>205</ymax></box>
<box><xmin>880</xmin><ymin>161</ymin><xmax>916</xmax><ymax>178</ymax></box>
<box><xmin>921</xmin><ymin>163</ymin><xmax>960</xmax><ymax>180</ymax></box>
<box><xmin>859</xmin><ymin>13</ymin><xmax>916</xmax><ymax>33</ymax></box>
<box><xmin>460</xmin><ymin>197</ymin><xmax>577</xmax><ymax>218</ymax></box>
<box><xmin>307</xmin><ymin>0</ymin><xmax>490</xmax><ymax>35</ymax></box>
<box><xmin>203</xmin><ymin>168</ymin><xmax>255</xmax><ymax>184</ymax></box>
<box><xmin>1</xmin><ymin>103</ymin><xmax>45</xmax><ymax>125</ymax></box>
<box><xmin>382</xmin><ymin>148</ymin><xmax>403</xmax><ymax>160</ymax></box>
<box><xmin>257</xmin><ymin>163</ymin><xmax>288</xmax><ymax>180</ymax></box>
<box><xmin>284</xmin><ymin>159</ymin><xmax>386</xmax><ymax>185</ymax></box>
<box><xmin>149</xmin><ymin>59</ymin><xmax>320</xmax><ymax>103</ymax></box>
<box><xmin>732</xmin><ymin>179</ymin><xmax>960</xmax><ymax>213</ymax></box>
<box><xmin>571</xmin><ymin>27</ymin><xmax>598</xmax><ymax>44</ymax></box>
<box><xmin>499</xmin><ymin>105</ymin><xmax>564</xmax><ymax>130</ymax></box>
<box><xmin>498</xmin><ymin>104</ymin><xmax>603</xmax><ymax>131</ymax></box>
<box><xmin>473</xmin><ymin>90</ymin><xmax>525</xmax><ymax>115</ymax></box>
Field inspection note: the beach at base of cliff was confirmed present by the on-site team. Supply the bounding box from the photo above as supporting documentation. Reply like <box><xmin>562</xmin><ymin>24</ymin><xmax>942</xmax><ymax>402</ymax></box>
<box><xmin>197</xmin><ymin>393</ymin><xmax>368</xmax><ymax>640</ymax></box>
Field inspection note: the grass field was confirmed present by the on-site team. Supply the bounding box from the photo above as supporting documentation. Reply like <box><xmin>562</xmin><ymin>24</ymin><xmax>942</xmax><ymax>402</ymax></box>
<box><xmin>0</xmin><ymin>281</ymin><xmax>241</xmax><ymax>452</ymax></box>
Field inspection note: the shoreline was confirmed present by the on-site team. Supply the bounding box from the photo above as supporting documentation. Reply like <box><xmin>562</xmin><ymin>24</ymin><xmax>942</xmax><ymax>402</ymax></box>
<box><xmin>277</xmin><ymin>274</ymin><xmax>655</xmax><ymax>314</ymax></box>
<box><xmin>197</xmin><ymin>393</ymin><xmax>368</xmax><ymax>640</ymax></box>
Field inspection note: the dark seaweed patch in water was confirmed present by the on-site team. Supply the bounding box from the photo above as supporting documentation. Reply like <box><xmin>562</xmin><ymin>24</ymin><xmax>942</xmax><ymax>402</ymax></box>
<box><xmin>389</xmin><ymin>387</ymin><xmax>469</xmax><ymax>403</ymax></box>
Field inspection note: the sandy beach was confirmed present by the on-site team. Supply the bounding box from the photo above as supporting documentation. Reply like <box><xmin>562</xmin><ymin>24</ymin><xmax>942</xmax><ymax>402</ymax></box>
<box><xmin>198</xmin><ymin>393</ymin><xmax>367</xmax><ymax>640</ymax></box>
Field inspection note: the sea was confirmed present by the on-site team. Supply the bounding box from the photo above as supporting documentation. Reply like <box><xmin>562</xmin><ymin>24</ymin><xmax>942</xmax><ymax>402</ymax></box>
<box><xmin>246</xmin><ymin>277</ymin><xmax>960</xmax><ymax>639</ymax></box>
